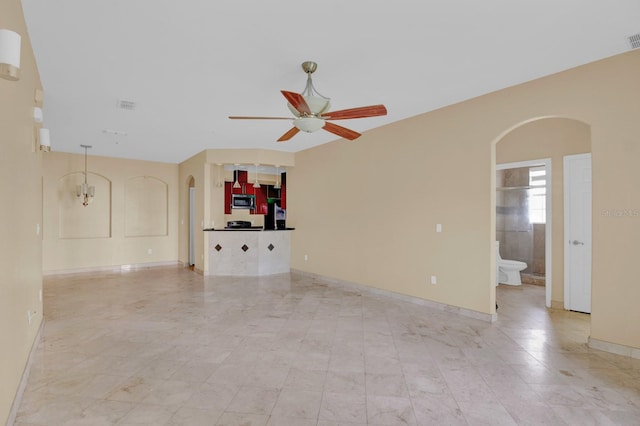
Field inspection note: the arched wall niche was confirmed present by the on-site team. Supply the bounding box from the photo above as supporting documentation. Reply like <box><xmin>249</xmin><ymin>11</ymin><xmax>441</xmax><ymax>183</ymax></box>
<box><xmin>124</xmin><ymin>176</ymin><xmax>169</xmax><ymax>237</ymax></box>
<box><xmin>58</xmin><ymin>171</ymin><xmax>111</xmax><ymax>239</ymax></box>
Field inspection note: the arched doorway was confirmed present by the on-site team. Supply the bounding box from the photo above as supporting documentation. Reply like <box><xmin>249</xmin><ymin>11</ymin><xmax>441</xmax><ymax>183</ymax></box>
<box><xmin>187</xmin><ymin>176</ymin><xmax>195</xmax><ymax>268</ymax></box>
<box><xmin>492</xmin><ymin>117</ymin><xmax>592</xmax><ymax>313</ymax></box>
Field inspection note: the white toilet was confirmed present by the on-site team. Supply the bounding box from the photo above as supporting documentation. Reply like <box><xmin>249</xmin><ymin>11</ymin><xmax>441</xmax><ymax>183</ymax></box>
<box><xmin>496</xmin><ymin>241</ymin><xmax>527</xmax><ymax>286</ymax></box>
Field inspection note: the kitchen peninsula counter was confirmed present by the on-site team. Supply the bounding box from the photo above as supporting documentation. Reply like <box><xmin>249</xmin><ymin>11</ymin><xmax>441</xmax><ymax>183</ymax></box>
<box><xmin>205</xmin><ymin>228</ymin><xmax>292</xmax><ymax>276</ymax></box>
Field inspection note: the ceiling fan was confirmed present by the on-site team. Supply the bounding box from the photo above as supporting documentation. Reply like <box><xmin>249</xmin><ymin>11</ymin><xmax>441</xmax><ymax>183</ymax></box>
<box><xmin>229</xmin><ymin>61</ymin><xmax>387</xmax><ymax>142</ymax></box>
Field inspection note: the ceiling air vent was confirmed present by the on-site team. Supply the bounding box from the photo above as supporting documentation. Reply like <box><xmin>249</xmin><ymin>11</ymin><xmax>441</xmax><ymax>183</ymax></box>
<box><xmin>629</xmin><ymin>33</ymin><xmax>640</xmax><ymax>49</ymax></box>
<box><xmin>116</xmin><ymin>98</ymin><xmax>137</xmax><ymax>111</ymax></box>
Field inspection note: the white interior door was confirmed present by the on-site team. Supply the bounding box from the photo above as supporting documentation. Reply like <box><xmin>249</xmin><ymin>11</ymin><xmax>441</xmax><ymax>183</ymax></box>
<box><xmin>564</xmin><ymin>153</ymin><xmax>592</xmax><ymax>313</ymax></box>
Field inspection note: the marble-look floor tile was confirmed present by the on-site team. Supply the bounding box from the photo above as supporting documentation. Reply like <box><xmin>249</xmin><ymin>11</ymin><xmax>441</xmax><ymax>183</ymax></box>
<box><xmin>456</xmin><ymin>401</ymin><xmax>517</xmax><ymax>426</ymax></box>
<box><xmin>15</xmin><ymin>394</ymin><xmax>95</xmax><ymax>425</ymax></box>
<box><xmin>73</xmin><ymin>399</ymin><xmax>136</xmax><ymax>425</ymax></box>
<box><xmin>324</xmin><ymin>371</ymin><xmax>366</xmax><ymax>396</ymax></box>
<box><xmin>225</xmin><ymin>386</ymin><xmax>280</xmax><ymax>415</ymax></box>
<box><xmin>104</xmin><ymin>376</ymin><xmax>162</xmax><ymax>403</ymax></box>
<box><xmin>166</xmin><ymin>406</ymin><xmax>222</xmax><ymax>426</ymax></box>
<box><xmin>190</xmin><ymin>382</ymin><xmax>239</xmax><ymax>408</ymax></box>
<box><xmin>319</xmin><ymin>392</ymin><xmax>367</xmax><ymax>424</ymax></box>
<box><xmin>411</xmin><ymin>395</ymin><xmax>467</xmax><ymax>426</ymax></box>
<box><xmin>115</xmin><ymin>402</ymin><xmax>178</xmax><ymax>425</ymax></box>
<box><xmin>266</xmin><ymin>416</ymin><xmax>317</xmax><ymax>426</ymax></box>
<box><xmin>529</xmin><ymin>383</ymin><xmax>593</xmax><ymax>408</ymax></box>
<box><xmin>13</xmin><ymin>269</ymin><xmax>640</xmax><ymax>426</ymax></box>
<box><xmin>365</xmin><ymin>373</ymin><xmax>409</xmax><ymax>397</ymax></box>
<box><xmin>366</xmin><ymin>395</ymin><xmax>416</xmax><ymax>425</ymax></box>
<box><xmin>270</xmin><ymin>388</ymin><xmax>322</xmax><ymax>419</ymax></box>
<box><xmin>501</xmin><ymin>400</ymin><xmax>567</xmax><ymax>425</ymax></box>
<box><xmin>141</xmin><ymin>379</ymin><xmax>195</xmax><ymax>407</ymax></box>
<box><xmin>283</xmin><ymin>367</ymin><xmax>327</xmax><ymax>391</ymax></box>
<box><xmin>551</xmin><ymin>406</ymin><xmax>619</xmax><ymax>425</ymax></box>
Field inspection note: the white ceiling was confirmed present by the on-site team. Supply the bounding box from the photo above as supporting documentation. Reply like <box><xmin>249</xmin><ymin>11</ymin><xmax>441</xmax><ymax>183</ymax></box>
<box><xmin>22</xmin><ymin>0</ymin><xmax>640</xmax><ymax>164</ymax></box>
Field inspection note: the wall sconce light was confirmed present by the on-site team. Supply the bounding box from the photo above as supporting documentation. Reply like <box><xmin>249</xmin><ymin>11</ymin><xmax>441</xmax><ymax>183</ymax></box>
<box><xmin>33</xmin><ymin>107</ymin><xmax>43</xmax><ymax>123</ymax></box>
<box><xmin>32</xmin><ymin>107</ymin><xmax>50</xmax><ymax>152</ymax></box>
<box><xmin>0</xmin><ymin>29</ymin><xmax>21</xmax><ymax>81</ymax></box>
<box><xmin>39</xmin><ymin>128</ymin><xmax>51</xmax><ymax>152</ymax></box>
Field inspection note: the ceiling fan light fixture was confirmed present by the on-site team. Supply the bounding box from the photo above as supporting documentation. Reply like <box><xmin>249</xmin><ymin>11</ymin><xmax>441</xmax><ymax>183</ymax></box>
<box><xmin>294</xmin><ymin>117</ymin><xmax>325</xmax><ymax>133</ymax></box>
<box><xmin>287</xmin><ymin>95</ymin><xmax>330</xmax><ymax>117</ymax></box>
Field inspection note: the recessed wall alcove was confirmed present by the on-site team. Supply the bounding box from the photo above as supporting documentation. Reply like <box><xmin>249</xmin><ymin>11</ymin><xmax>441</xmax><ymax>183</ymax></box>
<box><xmin>58</xmin><ymin>172</ymin><xmax>111</xmax><ymax>239</ymax></box>
<box><xmin>124</xmin><ymin>176</ymin><xmax>169</xmax><ymax>237</ymax></box>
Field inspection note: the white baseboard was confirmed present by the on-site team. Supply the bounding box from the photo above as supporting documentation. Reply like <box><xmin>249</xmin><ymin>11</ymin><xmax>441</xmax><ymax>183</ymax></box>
<box><xmin>589</xmin><ymin>337</ymin><xmax>640</xmax><ymax>359</ymax></box>
<box><xmin>290</xmin><ymin>269</ymin><xmax>497</xmax><ymax>323</ymax></box>
<box><xmin>6</xmin><ymin>320</ymin><xmax>43</xmax><ymax>426</ymax></box>
<box><xmin>43</xmin><ymin>261</ymin><xmax>181</xmax><ymax>276</ymax></box>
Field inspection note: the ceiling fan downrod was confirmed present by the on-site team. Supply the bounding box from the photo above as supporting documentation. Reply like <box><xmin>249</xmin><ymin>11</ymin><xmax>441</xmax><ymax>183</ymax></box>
<box><xmin>300</xmin><ymin>61</ymin><xmax>329</xmax><ymax>101</ymax></box>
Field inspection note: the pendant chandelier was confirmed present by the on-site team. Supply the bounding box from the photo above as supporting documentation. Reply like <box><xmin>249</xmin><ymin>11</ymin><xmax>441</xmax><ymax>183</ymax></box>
<box><xmin>77</xmin><ymin>144</ymin><xmax>95</xmax><ymax>206</ymax></box>
<box><xmin>253</xmin><ymin>164</ymin><xmax>261</xmax><ymax>189</ymax></box>
<box><xmin>274</xmin><ymin>165</ymin><xmax>281</xmax><ymax>189</ymax></box>
<box><xmin>233</xmin><ymin>163</ymin><xmax>241</xmax><ymax>189</ymax></box>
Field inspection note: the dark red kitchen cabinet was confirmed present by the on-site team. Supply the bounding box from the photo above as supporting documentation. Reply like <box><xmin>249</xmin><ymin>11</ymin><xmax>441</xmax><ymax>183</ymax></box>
<box><xmin>279</xmin><ymin>172</ymin><xmax>286</xmax><ymax>209</ymax></box>
<box><xmin>253</xmin><ymin>186</ymin><xmax>268</xmax><ymax>215</ymax></box>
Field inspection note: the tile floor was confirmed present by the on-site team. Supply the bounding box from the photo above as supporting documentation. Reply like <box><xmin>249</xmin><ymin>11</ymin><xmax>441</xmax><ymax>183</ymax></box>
<box><xmin>13</xmin><ymin>267</ymin><xmax>640</xmax><ymax>425</ymax></box>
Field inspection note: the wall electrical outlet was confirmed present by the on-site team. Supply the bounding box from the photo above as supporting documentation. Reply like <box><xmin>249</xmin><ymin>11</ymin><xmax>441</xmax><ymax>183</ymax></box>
<box><xmin>304</xmin><ymin>254</ymin><xmax>308</xmax><ymax>261</ymax></box>
<box><xmin>147</xmin><ymin>248</ymin><xmax>152</xmax><ymax>255</ymax></box>
<box><xmin>431</xmin><ymin>275</ymin><xmax>437</xmax><ymax>285</ymax></box>
<box><xmin>436</xmin><ymin>224</ymin><xmax>442</xmax><ymax>233</ymax></box>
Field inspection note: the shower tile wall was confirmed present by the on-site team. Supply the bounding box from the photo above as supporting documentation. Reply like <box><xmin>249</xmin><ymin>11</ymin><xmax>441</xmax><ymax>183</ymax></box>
<box><xmin>496</xmin><ymin>167</ymin><xmax>542</xmax><ymax>274</ymax></box>
<box><xmin>533</xmin><ymin>223</ymin><xmax>545</xmax><ymax>275</ymax></box>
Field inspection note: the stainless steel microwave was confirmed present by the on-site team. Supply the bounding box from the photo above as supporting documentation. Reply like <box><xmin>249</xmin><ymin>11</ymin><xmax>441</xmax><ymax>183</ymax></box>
<box><xmin>231</xmin><ymin>194</ymin><xmax>256</xmax><ymax>209</ymax></box>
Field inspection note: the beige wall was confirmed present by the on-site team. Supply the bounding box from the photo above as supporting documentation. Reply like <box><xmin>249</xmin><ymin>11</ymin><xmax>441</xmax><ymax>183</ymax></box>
<box><xmin>43</xmin><ymin>152</ymin><xmax>179</xmax><ymax>272</ymax></box>
<box><xmin>0</xmin><ymin>0</ymin><xmax>44</xmax><ymax>422</ymax></box>
<box><xmin>497</xmin><ymin>118</ymin><xmax>591</xmax><ymax>304</ymax></box>
<box><xmin>290</xmin><ymin>51</ymin><xmax>640</xmax><ymax>351</ymax></box>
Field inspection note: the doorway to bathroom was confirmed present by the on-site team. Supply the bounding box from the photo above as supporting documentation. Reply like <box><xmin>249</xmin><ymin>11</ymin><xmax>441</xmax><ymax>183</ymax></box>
<box><xmin>496</xmin><ymin>159</ymin><xmax>552</xmax><ymax>307</ymax></box>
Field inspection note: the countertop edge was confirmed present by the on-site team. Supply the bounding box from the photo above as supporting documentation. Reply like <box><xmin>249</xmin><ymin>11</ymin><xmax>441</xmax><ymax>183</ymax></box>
<box><xmin>203</xmin><ymin>228</ymin><xmax>295</xmax><ymax>231</ymax></box>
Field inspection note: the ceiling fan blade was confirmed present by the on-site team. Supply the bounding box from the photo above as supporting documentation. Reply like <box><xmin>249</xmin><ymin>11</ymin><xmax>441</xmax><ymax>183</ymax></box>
<box><xmin>228</xmin><ymin>116</ymin><xmax>293</xmax><ymax>120</ymax></box>
<box><xmin>323</xmin><ymin>122</ymin><xmax>361</xmax><ymax>141</ymax></box>
<box><xmin>321</xmin><ymin>104</ymin><xmax>387</xmax><ymax>120</ymax></box>
<box><xmin>277</xmin><ymin>127</ymin><xmax>300</xmax><ymax>142</ymax></box>
<box><xmin>281</xmin><ymin>91</ymin><xmax>312</xmax><ymax>115</ymax></box>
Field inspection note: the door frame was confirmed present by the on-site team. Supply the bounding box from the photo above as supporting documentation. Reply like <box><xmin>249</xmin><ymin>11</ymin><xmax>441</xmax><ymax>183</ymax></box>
<box><xmin>496</xmin><ymin>158</ymin><xmax>552</xmax><ymax>308</ymax></box>
<box><xmin>563</xmin><ymin>153</ymin><xmax>592</xmax><ymax>312</ymax></box>
<box><xmin>189</xmin><ymin>186</ymin><xmax>195</xmax><ymax>266</ymax></box>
